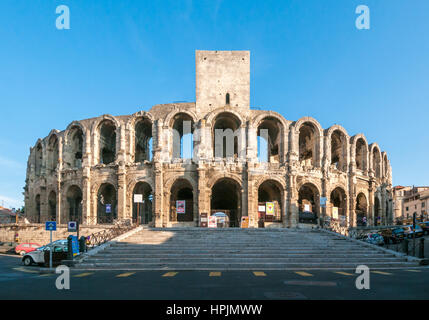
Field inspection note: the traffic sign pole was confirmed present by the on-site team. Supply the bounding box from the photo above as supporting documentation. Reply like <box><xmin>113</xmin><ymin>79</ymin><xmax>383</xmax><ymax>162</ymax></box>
<box><xmin>49</xmin><ymin>229</ymin><xmax>52</xmax><ymax>269</ymax></box>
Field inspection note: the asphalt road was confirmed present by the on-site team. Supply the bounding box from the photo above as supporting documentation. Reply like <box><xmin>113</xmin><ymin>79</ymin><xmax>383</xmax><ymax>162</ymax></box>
<box><xmin>1</xmin><ymin>255</ymin><xmax>429</xmax><ymax>300</ymax></box>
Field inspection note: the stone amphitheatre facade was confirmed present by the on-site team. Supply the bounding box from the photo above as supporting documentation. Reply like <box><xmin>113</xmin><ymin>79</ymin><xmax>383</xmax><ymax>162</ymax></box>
<box><xmin>24</xmin><ymin>50</ymin><xmax>393</xmax><ymax>229</ymax></box>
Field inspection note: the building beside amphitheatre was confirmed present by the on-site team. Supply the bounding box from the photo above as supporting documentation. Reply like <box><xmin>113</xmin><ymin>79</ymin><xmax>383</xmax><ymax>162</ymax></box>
<box><xmin>24</xmin><ymin>50</ymin><xmax>393</xmax><ymax>228</ymax></box>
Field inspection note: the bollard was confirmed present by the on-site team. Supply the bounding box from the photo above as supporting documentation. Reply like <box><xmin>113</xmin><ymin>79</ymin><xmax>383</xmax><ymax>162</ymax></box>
<box><xmin>79</xmin><ymin>236</ymin><xmax>87</xmax><ymax>253</ymax></box>
<box><xmin>403</xmin><ymin>238</ymin><xmax>409</xmax><ymax>256</ymax></box>
<box><xmin>419</xmin><ymin>238</ymin><xmax>424</xmax><ymax>259</ymax></box>
<box><xmin>67</xmin><ymin>235</ymin><xmax>73</xmax><ymax>260</ymax></box>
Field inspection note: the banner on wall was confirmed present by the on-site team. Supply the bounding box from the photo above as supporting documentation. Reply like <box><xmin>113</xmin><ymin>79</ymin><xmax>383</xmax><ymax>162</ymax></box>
<box><xmin>176</xmin><ymin>200</ymin><xmax>186</xmax><ymax>214</ymax></box>
<box><xmin>208</xmin><ymin>216</ymin><xmax>217</xmax><ymax>228</ymax></box>
<box><xmin>266</xmin><ymin>202</ymin><xmax>275</xmax><ymax>215</ymax></box>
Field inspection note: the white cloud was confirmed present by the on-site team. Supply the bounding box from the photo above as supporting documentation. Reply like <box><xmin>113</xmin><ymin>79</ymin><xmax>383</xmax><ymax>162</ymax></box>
<box><xmin>0</xmin><ymin>194</ymin><xmax>24</xmax><ymax>209</ymax></box>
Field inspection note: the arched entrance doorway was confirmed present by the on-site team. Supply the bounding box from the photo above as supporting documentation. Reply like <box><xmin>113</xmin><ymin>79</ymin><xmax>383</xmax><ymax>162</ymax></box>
<box><xmin>170</xmin><ymin>179</ymin><xmax>194</xmax><ymax>223</ymax></box>
<box><xmin>374</xmin><ymin>197</ymin><xmax>381</xmax><ymax>226</ymax></box>
<box><xmin>356</xmin><ymin>193</ymin><xmax>368</xmax><ymax>226</ymax></box>
<box><xmin>258</xmin><ymin>180</ymin><xmax>283</xmax><ymax>223</ymax></box>
<box><xmin>211</xmin><ymin>178</ymin><xmax>242</xmax><ymax>227</ymax></box>
<box><xmin>330</xmin><ymin>187</ymin><xmax>347</xmax><ymax>225</ymax></box>
<box><xmin>298</xmin><ymin>183</ymin><xmax>319</xmax><ymax>224</ymax></box>
<box><xmin>66</xmin><ymin>186</ymin><xmax>82</xmax><ymax>223</ymax></box>
<box><xmin>132</xmin><ymin>182</ymin><xmax>153</xmax><ymax>224</ymax></box>
<box><xmin>48</xmin><ymin>191</ymin><xmax>57</xmax><ymax>221</ymax></box>
<box><xmin>97</xmin><ymin>183</ymin><xmax>117</xmax><ymax>224</ymax></box>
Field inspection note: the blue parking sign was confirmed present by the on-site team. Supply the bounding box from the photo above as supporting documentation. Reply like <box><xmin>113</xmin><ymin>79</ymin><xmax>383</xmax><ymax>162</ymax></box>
<box><xmin>45</xmin><ymin>221</ymin><xmax>57</xmax><ymax>231</ymax></box>
<box><xmin>106</xmin><ymin>204</ymin><xmax>111</xmax><ymax>213</ymax></box>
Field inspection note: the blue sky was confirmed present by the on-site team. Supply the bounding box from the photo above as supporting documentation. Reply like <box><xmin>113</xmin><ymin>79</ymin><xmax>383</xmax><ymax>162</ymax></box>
<box><xmin>1</xmin><ymin>0</ymin><xmax>428</xmax><ymax>209</ymax></box>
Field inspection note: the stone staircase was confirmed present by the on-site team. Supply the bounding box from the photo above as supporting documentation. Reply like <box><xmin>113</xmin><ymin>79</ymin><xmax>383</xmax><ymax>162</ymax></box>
<box><xmin>76</xmin><ymin>228</ymin><xmax>419</xmax><ymax>270</ymax></box>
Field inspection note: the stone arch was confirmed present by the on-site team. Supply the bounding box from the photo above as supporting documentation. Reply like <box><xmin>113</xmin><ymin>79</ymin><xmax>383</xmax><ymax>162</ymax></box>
<box><xmin>64</xmin><ymin>124</ymin><xmax>85</xmax><ymax>169</ymax></box>
<box><xmin>164</xmin><ymin>109</ymin><xmax>198</xmax><ymax>128</ymax></box>
<box><xmin>169</xmin><ymin>112</ymin><xmax>196</xmax><ymax>160</ymax></box>
<box><xmin>370</xmin><ymin>143</ymin><xmax>382</xmax><ymax>179</ymax></box>
<box><xmin>255</xmin><ymin>114</ymin><xmax>286</xmax><ymax>163</ymax></box>
<box><xmin>329</xmin><ymin>186</ymin><xmax>347</xmax><ymax>218</ymax></box>
<box><xmin>48</xmin><ymin>190</ymin><xmax>57</xmax><ymax>221</ymax></box>
<box><xmin>91</xmin><ymin>115</ymin><xmax>121</xmax><ymax>165</ymax></box>
<box><xmin>207</xmin><ymin>172</ymin><xmax>243</xmax><ymax>190</ymax></box>
<box><xmin>169</xmin><ymin>178</ymin><xmax>196</xmax><ymax>223</ymax></box>
<box><xmin>382</xmin><ymin>152</ymin><xmax>389</xmax><ymax>179</ymax></box>
<box><xmin>96</xmin><ymin>183</ymin><xmax>117</xmax><ymax>224</ymax></box>
<box><xmin>211</xmin><ymin>111</ymin><xmax>243</xmax><ymax>159</ymax></box>
<box><xmin>34</xmin><ymin>140</ymin><xmax>44</xmax><ymax>177</ymax></box>
<box><xmin>374</xmin><ymin>194</ymin><xmax>382</xmax><ymax>225</ymax></box>
<box><xmin>257</xmin><ymin>178</ymin><xmax>285</xmax><ymax>223</ymax></box>
<box><xmin>132</xmin><ymin>181</ymin><xmax>153</xmax><ymax>224</ymax></box>
<box><xmin>134</xmin><ymin>116</ymin><xmax>153</xmax><ymax>163</ymax></box>
<box><xmin>46</xmin><ymin>133</ymin><xmax>59</xmax><ymax>173</ymax></box>
<box><xmin>351</xmin><ymin>134</ymin><xmax>369</xmax><ymax>172</ymax></box>
<box><xmin>297</xmin><ymin>182</ymin><xmax>320</xmax><ymax>224</ymax></box>
<box><xmin>210</xmin><ymin>177</ymin><xmax>243</xmax><ymax>227</ymax></box>
<box><xmin>326</xmin><ymin>125</ymin><xmax>349</xmax><ymax>172</ymax></box>
<box><xmin>293</xmin><ymin>117</ymin><xmax>324</xmax><ymax>168</ymax></box>
<box><xmin>356</xmin><ymin>192</ymin><xmax>368</xmax><ymax>226</ymax></box>
<box><xmin>204</xmin><ymin>107</ymin><xmax>246</xmax><ymax>127</ymax></box>
<box><xmin>34</xmin><ymin>194</ymin><xmax>41</xmax><ymax>223</ymax></box>
<box><xmin>65</xmin><ymin>185</ymin><xmax>83</xmax><ymax>223</ymax></box>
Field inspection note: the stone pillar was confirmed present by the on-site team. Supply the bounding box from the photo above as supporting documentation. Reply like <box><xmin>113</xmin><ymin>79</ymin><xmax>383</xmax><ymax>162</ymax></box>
<box><xmin>153</xmin><ymin>119</ymin><xmax>164</xmax><ymax>227</ymax></box>
<box><xmin>197</xmin><ymin>166</ymin><xmax>208</xmax><ymax>221</ymax></box>
<box><xmin>82</xmin><ymin>129</ymin><xmax>92</xmax><ymax>224</ymax></box>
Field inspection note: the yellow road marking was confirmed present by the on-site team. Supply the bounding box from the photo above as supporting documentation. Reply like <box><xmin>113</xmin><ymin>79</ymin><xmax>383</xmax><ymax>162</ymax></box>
<box><xmin>295</xmin><ymin>271</ymin><xmax>313</xmax><ymax>277</ymax></box>
<box><xmin>116</xmin><ymin>272</ymin><xmax>135</xmax><ymax>278</ymax></box>
<box><xmin>162</xmin><ymin>272</ymin><xmax>178</xmax><ymax>277</ymax></box>
<box><xmin>372</xmin><ymin>271</ymin><xmax>392</xmax><ymax>275</ymax></box>
<box><xmin>73</xmin><ymin>272</ymin><xmax>94</xmax><ymax>278</ymax></box>
<box><xmin>209</xmin><ymin>272</ymin><xmax>221</xmax><ymax>277</ymax></box>
<box><xmin>405</xmin><ymin>269</ymin><xmax>421</xmax><ymax>273</ymax></box>
<box><xmin>13</xmin><ymin>267</ymin><xmax>38</xmax><ymax>274</ymax></box>
<box><xmin>335</xmin><ymin>271</ymin><xmax>353</xmax><ymax>276</ymax></box>
<box><xmin>253</xmin><ymin>271</ymin><xmax>267</xmax><ymax>277</ymax></box>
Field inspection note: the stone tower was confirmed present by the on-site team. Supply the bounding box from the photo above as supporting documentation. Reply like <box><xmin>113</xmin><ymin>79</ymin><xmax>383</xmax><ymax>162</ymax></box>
<box><xmin>195</xmin><ymin>50</ymin><xmax>250</xmax><ymax>113</ymax></box>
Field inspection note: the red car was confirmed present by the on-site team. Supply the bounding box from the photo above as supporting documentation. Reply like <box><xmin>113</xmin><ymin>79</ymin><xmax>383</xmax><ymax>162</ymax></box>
<box><xmin>15</xmin><ymin>243</ymin><xmax>41</xmax><ymax>256</ymax></box>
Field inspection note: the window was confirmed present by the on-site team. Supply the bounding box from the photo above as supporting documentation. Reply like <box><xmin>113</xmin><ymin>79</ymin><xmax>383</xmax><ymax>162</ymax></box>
<box><xmin>226</xmin><ymin>93</ymin><xmax>230</xmax><ymax>105</ymax></box>
<box><xmin>406</xmin><ymin>207</ymin><xmax>409</xmax><ymax>211</ymax></box>
<box><xmin>422</xmin><ymin>202</ymin><xmax>425</xmax><ymax>208</ymax></box>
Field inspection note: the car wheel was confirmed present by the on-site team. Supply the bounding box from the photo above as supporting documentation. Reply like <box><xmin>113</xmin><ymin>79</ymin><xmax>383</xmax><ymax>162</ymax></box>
<box><xmin>23</xmin><ymin>256</ymin><xmax>33</xmax><ymax>266</ymax></box>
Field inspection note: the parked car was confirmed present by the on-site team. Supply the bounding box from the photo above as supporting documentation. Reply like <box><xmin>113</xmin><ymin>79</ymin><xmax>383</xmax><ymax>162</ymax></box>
<box><xmin>0</xmin><ymin>241</ymin><xmax>18</xmax><ymax>254</ymax></box>
<box><xmin>418</xmin><ymin>221</ymin><xmax>429</xmax><ymax>235</ymax></box>
<box><xmin>15</xmin><ymin>243</ymin><xmax>41</xmax><ymax>255</ymax></box>
<box><xmin>364</xmin><ymin>233</ymin><xmax>385</xmax><ymax>246</ymax></box>
<box><xmin>402</xmin><ymin>225</ymin><xmax>424</xmax><ymax>238</ymax></box>
<box><xmin>22</xmin><ymin>240</ymin><xmax>68</xmax><ymax>266</ymax></box>
<box><xmin>391</xmin><ymin>227</ymin><xmax>405</xmax><ymax>242</ymax></box>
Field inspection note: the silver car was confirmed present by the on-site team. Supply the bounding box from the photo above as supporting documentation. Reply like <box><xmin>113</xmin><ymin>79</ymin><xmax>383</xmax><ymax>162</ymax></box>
<box><xmin>22</xmin><ymin>240</ymin><xmax>68</xmax><ymax>266</ymax></box>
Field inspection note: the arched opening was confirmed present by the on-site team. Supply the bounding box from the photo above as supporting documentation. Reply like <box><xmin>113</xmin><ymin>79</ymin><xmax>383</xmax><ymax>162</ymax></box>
<box><xmin>257</xmin><ymin>117</ymin><xmax>282</xmax><ymax>163</ymax></box>
<box><xmin>330</xmin><ymin>130</ymin><xmax>347</xmax><ymax>172</ymax></box>
<box><xmin>213</xmin><ymin>113</ymin><xmax>241</xmax><ymax>159</ymax></box>
<box><xmin>135</xmin><ymin>118</ymin><xmax>153</xmax><ymax>162</ymax></box>
<box><xmin>372</xmin><ymin>147</ymin><xmax>381</xmax><ymax>178</ymax></box>
<box><xmin>65</xmin><ymin>126</ymin><xmax>84</xmax><ymax>169</ymax></box>
<box><xmin>299</xmin><ymin>123</ymin><xmax>317</xmax><ymax>167</ymax></box>
<box><xmin>330</xmin><ymin>187</ymin><xmax>347</xmax><ymax>225</ymax></box>
<box><xmin>99</xmin><ymin>120</ymin><xmax>116</xmax><ymax>165</ymax></box>
<box><xmin>132</xmin><ymin>182</ymin><xmax>153</xmax><ymax>224</ymax></box>
<box><xmin>35</xmin><ymin>194</ymin><xmax>41</xmax><ymax>223</ymax></box>
<box><xmin>226</xmin><ymin>93</ymin><xmax>230</xmax><ymax>105</ymax></box>
<box><xmin>211</xmin><ymin>178</ymin><xmax>242</xmax><ymax>227</ymax></box>
<box><xmin>384</xmin><ymin>155</ymin><xmax>389</xmax><ymax>178</ymax></box>
<box><xmin>97</xmin><ymin>183</ymin><xmax>117</xmax><ymax>224</ymax></box>
<box><xmin>66</xmin><ymin>185</ymin><xmax>82</xmax><ymax>223</ymax></box>
<box><xmin>355</xmin><ymin>138</ymin><xmax>367</xmax><ymax>171</ymax></box>
<box><xmin>298</xmin><ymin>183</ymin><xmax>319</xmax><ymax>224</ymax></box>
<box><xmin>171</xmin><ymin>113</ymin><xmax>194</xmax><ymax>160</ymax></box>
<box><xmin>47</xmin><ymin>135</ymin><xmax>59</xmax><ymax>173</ymax></box>
<box><xmin>170</xmin><ymin>179</ymin><xmax>194</xmax><ymax>222</ymax></box>
<box><xmin>34</xmin><ymin>143</ymin><xmax>43</xmax><ymax>176</ymax></box>
<box><xmin>48</xmin><ymin>191</ymin><xmax>57</xmax><ymax>221</ymax></box>
<box><xmin>374</xmin><ymin>197</ymin><xmax>381</xmax><ymax>226</ymax></box>
<box><xmin>258</xmin><ymin>180</ymin><xmax>283</xmax><ymax>223</ymax></box>
<box><xmin>356</xmin><ymin>193</ymin><xmax>368</xmax><ymax>226</ymax></box>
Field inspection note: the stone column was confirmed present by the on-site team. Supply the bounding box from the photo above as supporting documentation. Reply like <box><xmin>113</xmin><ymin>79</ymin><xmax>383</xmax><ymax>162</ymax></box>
<box><xmin>153</xmin><ymin>120</ymin><xmax>164</xmax><ymax>227</ymax></box>
<box><xmin>82</xmin><ymin>129</ymin><xmax>92</xmax><ymax>224</ymax></box>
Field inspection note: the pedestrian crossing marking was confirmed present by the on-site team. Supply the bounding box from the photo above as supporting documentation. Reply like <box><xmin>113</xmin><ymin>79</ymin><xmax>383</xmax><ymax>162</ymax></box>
<box><xmin>372</xmin><ymin>271</ymin><xmax>392</xmax><ymax>275</ymax></box>
<box><xmin>334</xmin><ymin>271</ymin><xmax>353</xmax><ymax>276</ymax></box>
<box><xmin>74</xmin><ymin>272</ymin><xmax>94</xmax><ymax>278</ymax></box>
<box><xmin>253</xmin><ymin>271</ymin><xmax>266</xmax><ymax>277</ymax></box>
<box><xmin>209</xmin><ymin>272</ymin><xmax>221</xmax><ymax>277</ymax></box>
<box><xmin>162</xmin><ymin>272</ymin><xmax>178</xmax><ymax>277</ymax></box>
<box><xmin>405</xmin><ymin>269</ymin><xmax>421</xmax><ymax>273</ymax></box>
<box><xmin>116</xmin><ymin>272</ymin><xmax>135</xmax><ymax>278</ymax></box>
<box><xmin>295</xmin><ymin>271</ymin><xmax>313</xmax><ymax>277</ymax></box>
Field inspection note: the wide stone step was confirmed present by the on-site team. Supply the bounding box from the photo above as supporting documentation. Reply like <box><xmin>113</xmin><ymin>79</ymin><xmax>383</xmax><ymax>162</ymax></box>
<box><xmin>77</xmin><ymin>261</ymin><xmax>417</xmax><ymax>270</ymax></box>
<box><xmin>101</xmin><ymin>248</ymin><xmax>379</xmax><ymax>254</ymax></box>
<box><xmin>94</xmin><ymin>253</ymin><xmax>394</xmax><ymax>258</ymax></box>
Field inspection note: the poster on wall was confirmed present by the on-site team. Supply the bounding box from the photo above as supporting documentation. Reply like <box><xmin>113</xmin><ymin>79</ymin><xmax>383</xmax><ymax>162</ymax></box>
<box><xmin>176</xmin><ymin>200</ymin><xmax>186</xmax><ymax>214</ymax></box>
<box><xmin>258</xmin><ymin>205</ymin><xmax>266</xmax><ymax>212</ymax></box>
<box><xmin>208</xmin><ymin>216</ymin><xmax>217</xmax><ymax>228</ymax></box>
<box><xmin>332</xmin><ymin>207</ymin><xmax>339</xmax><ymax>219</ymax></box>
<box><xmin>266</xmin><ymin>202</ymin><xmax>275</xmax><ymax>215</ymax></box>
